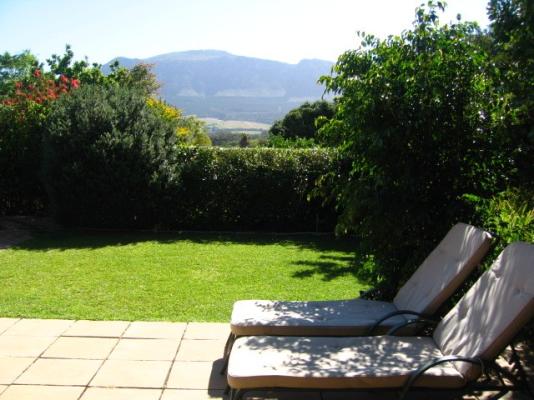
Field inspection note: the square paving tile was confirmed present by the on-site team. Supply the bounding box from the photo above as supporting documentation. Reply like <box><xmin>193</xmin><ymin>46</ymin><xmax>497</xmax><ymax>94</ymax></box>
<box><xmin>90</xmin><ymin>359</ymin><xmax>171</xmax><ymax>388</ymax></box>
<box><xmin>184</xmin><ymin>323</ymin><xmax>229</xmax><ymax>340</ymax></box>
<box><xmin>0</xmin><ymin>319</ymin><xmax>19</xmax><ymax>335</ymax></box>
<box><xmin>0</xmin><ymin>357</ymin><xmax>35</xmax><ymax>384</ymax></box>
<box><xmin>16</xmin><ymin>358</ymin><xmax>102</xmax><ymax>385</ymax></box>
<box><xmin>162</xmin><ymin>389</ymin><xmax>226</xmax><ymax>399</ymax></box>
<box><xmin>3</xmin><ymin>319</ymin><xmax>73</xmax><ymax>337</ymax></box>
<box><xmin>109</xmin><ymin>339</ymin><xmax>179</xmax><ymax>361</ymax></box>
<box><xmin>0</xmin><ymin>385</ymin><xmax>85</xmax><ymax>400</ymax></box>
<box><xmin>43</xmin><ymin>337</ymin><xmax>118</xmax><ymax>359</ymax></box>
<box><xmin>0</xmin><ymin>336</ymin><xmax>56</xmax><ymax>357</ymax></box>
<box><xmin>176</xmin><ymin>339</ymin><xmax>225</xmax><ymax>362</ymax></box>
<box><xmin>124</xmin><ymin>322</ymin><xmax>187</xmax><ymax>339</ymax></box>
<box><xmin>62</xmin><ymin>320</ymin><xmax>129</xmax><ymax>338</ymax></box>
<box><xmin>167</xmin><ymin>361</ymin><xmax>226</xmax><ymax>389</ymax></box>
<box><xmin>80</xmin><ymin>387</ymin><xmax>162</xmax><ymax>400</ymax></box>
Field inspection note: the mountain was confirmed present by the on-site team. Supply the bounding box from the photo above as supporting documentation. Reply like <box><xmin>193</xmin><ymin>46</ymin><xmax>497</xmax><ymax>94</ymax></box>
<box><xmin>103</xmin><ymin>50</ymin><xmax>333</xmax><ymax>124</ymax></box>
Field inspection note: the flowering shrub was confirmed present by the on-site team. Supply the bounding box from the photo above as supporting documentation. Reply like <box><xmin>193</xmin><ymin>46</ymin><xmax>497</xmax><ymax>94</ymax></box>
<box><xmin>0</xmin><ymin>69</ymin><xmax>79</xmax><ymax>215</ymax></box>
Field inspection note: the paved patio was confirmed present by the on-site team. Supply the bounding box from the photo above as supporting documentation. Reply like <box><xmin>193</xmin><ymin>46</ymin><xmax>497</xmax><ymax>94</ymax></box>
<box><xmin>0</xmin><ymin>318</ymin><xmax>530</xmax><ymax>400</ymax></box>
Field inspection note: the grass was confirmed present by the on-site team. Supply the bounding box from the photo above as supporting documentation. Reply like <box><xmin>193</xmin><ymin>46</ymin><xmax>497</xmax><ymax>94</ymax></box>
<box><xmin>0</xmin><ymin>231</ymin><xmax>366</xmax><ymax>321</ymax></box>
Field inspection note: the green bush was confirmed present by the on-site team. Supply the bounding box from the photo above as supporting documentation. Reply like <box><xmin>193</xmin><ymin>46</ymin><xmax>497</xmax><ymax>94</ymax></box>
<box><xmin>319</xmin><ymin>3</ymin><xmax>509</xmax><ymax>292</ymax></box>
<box><xmin>43</xmin><ymin>85</ymin><xmax>179</xmax><ymax>228</ymax></box>
<box><xmin>168</xmin><ymin>147</ymin><xmax>339</xmax><ymax>231</ymax></box>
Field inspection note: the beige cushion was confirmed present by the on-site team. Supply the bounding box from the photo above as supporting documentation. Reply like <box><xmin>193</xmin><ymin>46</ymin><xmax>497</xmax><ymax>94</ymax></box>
<box><xmin>231</xmin><ymin>299</ymin><xmax>403</xmax><ymax>336</ymax></box>
<box><xmin>394</xmin><ymin>223</ymin><xmax>493</xmax><ymax>314</ymax></box>
<box><xmin>228</xmin><ymin>336</ymin><xmax>466</xmax><ymax>390</ymax></box>
<box><xmin>434</xmin><ymin>242</ymin><xmax>534</xmax><ymax>381</ymax></box>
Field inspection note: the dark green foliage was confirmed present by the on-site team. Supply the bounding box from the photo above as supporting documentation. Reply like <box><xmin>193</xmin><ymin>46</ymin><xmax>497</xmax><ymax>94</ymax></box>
<box><xmin>168</xmin><ymin>148</ymin><xmax>339</xmax><ymax>231</ymax></box>
<box><xmin>269</xmin><ymin>101</ymin><xmax>335</xmax><ymax>144</ymax></box>
<box><xmin>43</xmin><ymin>85</ymin><xmax>178</xmax><ymax>228</ymax></box>
<box><xmin>319</xmin><ymin>3</ymin><xmax>508</xmax><ymax>291</ymax></box>
<box><xmin>0</xmin><ymin>104</ymin><xmax>46</xmax><ymax>215</ymax></box>
<box><xmin>487</xmin><ymin>0</ymin><xmax>534</xmax><ymax>184</ymax></box>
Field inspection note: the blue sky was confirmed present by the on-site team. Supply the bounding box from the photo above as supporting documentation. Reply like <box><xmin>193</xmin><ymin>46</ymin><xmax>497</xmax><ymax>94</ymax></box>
<box><xmin>0</xmin><ymin>0</ymin><xmax>490</xmax><ymax>65</ymax></box>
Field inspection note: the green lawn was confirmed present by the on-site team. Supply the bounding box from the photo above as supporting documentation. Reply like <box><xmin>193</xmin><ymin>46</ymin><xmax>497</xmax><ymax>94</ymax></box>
<box><xmin>0</xmin><ymin>231</ymin><xmax>365</xmax><ymax>321</ymax></box>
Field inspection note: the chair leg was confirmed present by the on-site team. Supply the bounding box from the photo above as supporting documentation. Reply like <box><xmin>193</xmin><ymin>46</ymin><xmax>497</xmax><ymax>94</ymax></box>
<box><xmin>220</xmin><ymin>333</ymin><xmax>236</xmax><ymax>375</ymax></box>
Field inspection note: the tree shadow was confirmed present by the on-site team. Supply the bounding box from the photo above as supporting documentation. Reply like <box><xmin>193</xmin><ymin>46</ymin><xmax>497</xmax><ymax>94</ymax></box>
<box><xmin>290</xmin><ymin>254</ymin><xmax>366</xmax><ymax>282</ymax></box>
<box><xmin>9</xmin><ymin>229</ymin><xmax>359</xmax><ymax>254</ymax></box>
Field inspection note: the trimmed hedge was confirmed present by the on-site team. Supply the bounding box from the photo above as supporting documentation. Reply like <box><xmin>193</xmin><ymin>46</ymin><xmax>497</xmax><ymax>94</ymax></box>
<box><xmin>168</xmin><ymin>147</ymin><xmax>339</xmax><ymax>231</ymax></box>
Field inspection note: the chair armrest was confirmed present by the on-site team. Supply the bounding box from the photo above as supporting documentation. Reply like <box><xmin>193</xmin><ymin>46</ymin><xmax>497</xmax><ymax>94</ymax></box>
<box><xmin>386</xmin><ymin>317</ymin><xmax>439</xmax><ymax>336</ymax></box>
<box><xmin>367</xmin><ymin>310</ymin><xmax>431</xmax><ymax>335</ymax></box>
<box><xmin>399</xmin><ymin>355</ymin><xmax>484</xmax><ymax>400</ymax></box>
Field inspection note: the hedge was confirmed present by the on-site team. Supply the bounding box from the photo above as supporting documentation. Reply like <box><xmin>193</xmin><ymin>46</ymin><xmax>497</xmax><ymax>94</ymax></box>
<box><xmin>168</xmin><ymin>147</ymin><xmax>339</xmax><ymax>231</ymax></box>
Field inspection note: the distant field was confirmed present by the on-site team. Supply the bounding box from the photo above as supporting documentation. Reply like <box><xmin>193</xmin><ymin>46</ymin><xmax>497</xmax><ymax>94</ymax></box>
<box><xmin>201</xmin><ymin>118</ymin><xmax>271</xmax><ymax>131</ymax></box>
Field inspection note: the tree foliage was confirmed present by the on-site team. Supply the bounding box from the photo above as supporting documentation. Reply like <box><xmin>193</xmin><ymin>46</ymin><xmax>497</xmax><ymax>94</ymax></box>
<box><xmin>269</xmin><ymin>100</ymin><xmax>335</xmax><ymax>144</ymax></box>
<box><xmin>42</xmin><ymin>85</ymin><xmax>179</xmax><ymax>228</ymax></box>
<box><xmin>319</xmin><ymin>2</ymin><xmax>507</xmax><ymax>289</ymax></box>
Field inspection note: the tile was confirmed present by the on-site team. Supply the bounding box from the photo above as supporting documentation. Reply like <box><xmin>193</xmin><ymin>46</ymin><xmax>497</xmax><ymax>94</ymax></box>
<box><xmin>0</xmin><ymin>319</ymin><xmax>19</xmax><ymax>335</ymax></box>
<box><xmin>124</xmin><ymin>322</ymin><xmax>186</xmax><ymax>339</ymax></box>
<box><xmin>43</xmin><ymin>337</ymin><xmax>118</xmax><ymax>359</ymax></box>
<box><xmin>0</xmin><ymin>385</ymin><xmax>84</xmax><ymax>400</ymax></box>
<box><xmin>167</xmin><ymin>361</ymin><xmax>226</xmax><ymax>390</ymax></box>
<box><xmin>16</xmin><ymin>358</ymin><xmax>101</xmax><ymax>385</ymax></box>
<box><xmin>176</xmin><ymin>340</ymin><xmax>225</xmax><ymax>362</ymax></box>
<box><xmin>90</xmin><ymin>359</ymin><xmax>170</xmax><ymax>388</ymax></box>
<box><xmin>109</xmin><ymin>339</ymin><xmax>179</xmax><ymax>361</ymax></box>
<box><xmin>0</xmin><ymin>336</ymin><xmax>56</xmax><ymax>357</ymax></box>
<box><xmin>3</xmin><ymin>319</ymin><xmax>73</xmax><ymax>337</ymax></box>
<box><xmin>0</xmin><ymin>357</ymin><xmax>35</xmax><ymax>384</ymax></box>
<box><xmin>162</xmin><ymin>389</ymin><xmax>226</xmax><ymax>400</ymax></box>
<box><xmin>81</xmin><ymin>387</ymin><xmax>162</xmax><ymax>400</ymax></box>
<box><xmin>184</xmin><ymin>323</ymin><xmax>230</xmax><ymax>340</ymax></box>
<box><xmin>62</xmin><ymin>320</ymin><xmax>129</xmax><ymax>338</ymax></box>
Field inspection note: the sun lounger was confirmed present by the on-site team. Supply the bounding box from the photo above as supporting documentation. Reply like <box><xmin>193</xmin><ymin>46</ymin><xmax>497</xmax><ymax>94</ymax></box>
<box><xmin>227</xmin><ymin>242</ymin><xmax>534</xmax><ymax>399</ymax></box>
<box><xmin>227</xmin><ymin>223</ymin><xmax>491</xmax><ymax>348</ymax></box>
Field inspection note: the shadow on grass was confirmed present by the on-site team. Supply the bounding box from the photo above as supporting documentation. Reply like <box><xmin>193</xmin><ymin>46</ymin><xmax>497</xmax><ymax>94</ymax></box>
<box><xmin>290</xmin><ymin>254</ymin><xmax>364</xmax><ymax>282</ymax></box>
<box><xmin>11</xmin><ymin>229</ymin><xmax>359</xmax><ymax>255</ymax></box>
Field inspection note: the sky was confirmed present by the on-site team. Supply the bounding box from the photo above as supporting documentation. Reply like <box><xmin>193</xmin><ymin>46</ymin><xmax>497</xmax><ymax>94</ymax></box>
<box><xmin>0</xmin><ymin>0</ymin><xmax>490</xmax><ymax>65</ymax></box>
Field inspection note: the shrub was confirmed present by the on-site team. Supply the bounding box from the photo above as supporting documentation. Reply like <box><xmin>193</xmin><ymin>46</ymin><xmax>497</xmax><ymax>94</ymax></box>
<box><xmin>318</xmin><ymin>3</ymin><xmax>508</xmax><ymax>292</ymax></box>
<box><xmin>167</xmin><ymin>147</ymin><xmax>340</xmax><ymax>231</ymax></box>
<box><xmin>42</xmin><ymin>85</ymin><xmax>179</xmax><ymax>228</ymax></box>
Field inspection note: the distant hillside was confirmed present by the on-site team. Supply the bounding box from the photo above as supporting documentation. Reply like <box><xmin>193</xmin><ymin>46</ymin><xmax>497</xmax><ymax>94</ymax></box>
<box><xmin>103</xmin><ymin>50</ymin><xmax>333</xmax><ymax>123</ymax></box>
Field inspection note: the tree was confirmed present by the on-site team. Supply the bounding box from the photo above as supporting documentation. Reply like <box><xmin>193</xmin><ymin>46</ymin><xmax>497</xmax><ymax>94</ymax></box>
<box><xmin>487</xmin><ymin>0</ymin><xmax>534</xmax><ymax>185</ymax></box>
<box><xmin>269</xmin><ymin>100</ymin><xmax>335</xmax><ymax>143</ymax></box>
<box><xmin>318</xmin><ymin>1</ymin><xmax>503</xmax><ymax>291</ymax></box>
<box><xmin>0</xmin><ymin>51</ymin><xmax>40</xmax><ymax>97</ymax></box>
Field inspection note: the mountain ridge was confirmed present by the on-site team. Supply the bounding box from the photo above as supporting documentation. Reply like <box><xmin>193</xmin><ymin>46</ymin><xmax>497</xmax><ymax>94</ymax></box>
<box><xmin>103</xmin><ymin>50</ymin><xmax>334</xmax><ymax>123</ymax></box>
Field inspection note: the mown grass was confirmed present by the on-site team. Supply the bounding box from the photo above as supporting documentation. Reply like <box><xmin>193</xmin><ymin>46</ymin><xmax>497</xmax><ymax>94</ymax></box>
<box><xmin>0</xmin><ymin>231</ymin><xmax>366</xmax><ymax>321</ymax></box>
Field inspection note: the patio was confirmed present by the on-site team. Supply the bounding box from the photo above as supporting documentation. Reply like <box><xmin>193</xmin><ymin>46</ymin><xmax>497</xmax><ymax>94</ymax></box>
<box><xmin>0</xmin><ymin>318</ymin><xmax>531</xmax><ymax>399</ymax></box>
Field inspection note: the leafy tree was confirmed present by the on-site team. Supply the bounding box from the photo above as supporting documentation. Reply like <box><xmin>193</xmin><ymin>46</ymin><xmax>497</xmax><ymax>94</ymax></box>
<box><xmin>239</xmin><ymin>134</ymin><xmax>250</xmax><ymax>148</ymax></box>
<box><xmin>487</xmin><ymin>0</ymin><xmax>534</xmax><ymax>185</ymax></box>
<box><xmin>269</xmin><ymin>100</ymin><xmax>335</xmax><ymax>143</ymax></box>
<box><xmin>319</xmin><ymin>2</ymin><xmax>503</xmax><ymax>291</ymax></box>
<box><xmin>43</xmin><ymin>85</ymin><xmax>179</xmax><ymax>228</ymax></box>
<box><xmin>0</xmin><ymin>51</ymin><xmax>40</xmax><ymax>97</ymax></box>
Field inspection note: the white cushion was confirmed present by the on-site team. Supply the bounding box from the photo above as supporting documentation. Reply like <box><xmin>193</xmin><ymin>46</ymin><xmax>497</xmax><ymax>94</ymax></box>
<box><xmin>394</xmin><ymin>223</ymin><xmax>492</xmax><ymax>314</ymax></box>
<box><xmin>230</xmin><ymin>299</ymin><xmax>403</xmax><ymax>336</ymax></box>
<box><xmin>228</xmin><ymin>335</ymin><xmax>466</xmax><ymax>389</ymax></box>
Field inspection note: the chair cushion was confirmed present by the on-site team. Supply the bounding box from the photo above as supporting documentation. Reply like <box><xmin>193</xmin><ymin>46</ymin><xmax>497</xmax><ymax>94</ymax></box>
<box><xmin>394</xmin><ymin>223</ymin><xmax>493</xmax><ymax>314</ymax></box>
<box><xmin>230</xmin><ymin>299</ymin><xmax>404</xmax><ymax>336</ymax></box>
<box><xmin>434</xmin><ymin>242</ymin><xmax>534</xmax><ymax>381</ymax></box>
<box><xmin>228</xmin><ymin>336</ymin><xmax>466</xmax><ymax>390</ymax></box>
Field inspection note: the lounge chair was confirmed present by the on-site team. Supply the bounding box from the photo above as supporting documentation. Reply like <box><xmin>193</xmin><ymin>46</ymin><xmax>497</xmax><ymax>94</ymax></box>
<box><xmin>226</xmin><ymin>242</ymin><xmax>534</xmax><ymax>399</ymax></box>
<box><xmin>227</xmin><ymin>223</ymin><xmax>492</xmax><ymax>344</ymax></box>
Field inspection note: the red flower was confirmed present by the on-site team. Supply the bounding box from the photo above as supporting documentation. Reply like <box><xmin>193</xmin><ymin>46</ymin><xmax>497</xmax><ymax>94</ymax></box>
<box><xmin>71</xmin><ymin>79</ymin><xmax>80</xmax><ymax>89</ymax></box>
<box><xmin>60</xmin><ymin>75</ymin><xmax>68</xmax><ymax>84</ymax></box>
<box><xmin>33</xmin><ymin>69</ymin><xmax>41</xmax><ymax>78</ymax></box>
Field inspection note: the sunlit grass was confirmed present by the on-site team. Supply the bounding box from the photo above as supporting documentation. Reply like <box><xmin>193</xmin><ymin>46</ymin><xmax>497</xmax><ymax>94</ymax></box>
<box><xmin>0</xmin><ymin>231</ymin><xmax>365</xmax><ymax>321</ymax></box>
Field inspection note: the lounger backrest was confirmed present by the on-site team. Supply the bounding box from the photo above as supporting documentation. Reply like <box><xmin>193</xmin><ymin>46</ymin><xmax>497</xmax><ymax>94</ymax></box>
<box><xmin>393</xmin><ymin>223</ymin><xmax>492</xmax><ymax>314</ymax></box>
<box><xmin>433</xmin><ymin>242</ymin><xmax>534</xmax><ymax>380</ymax></box>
